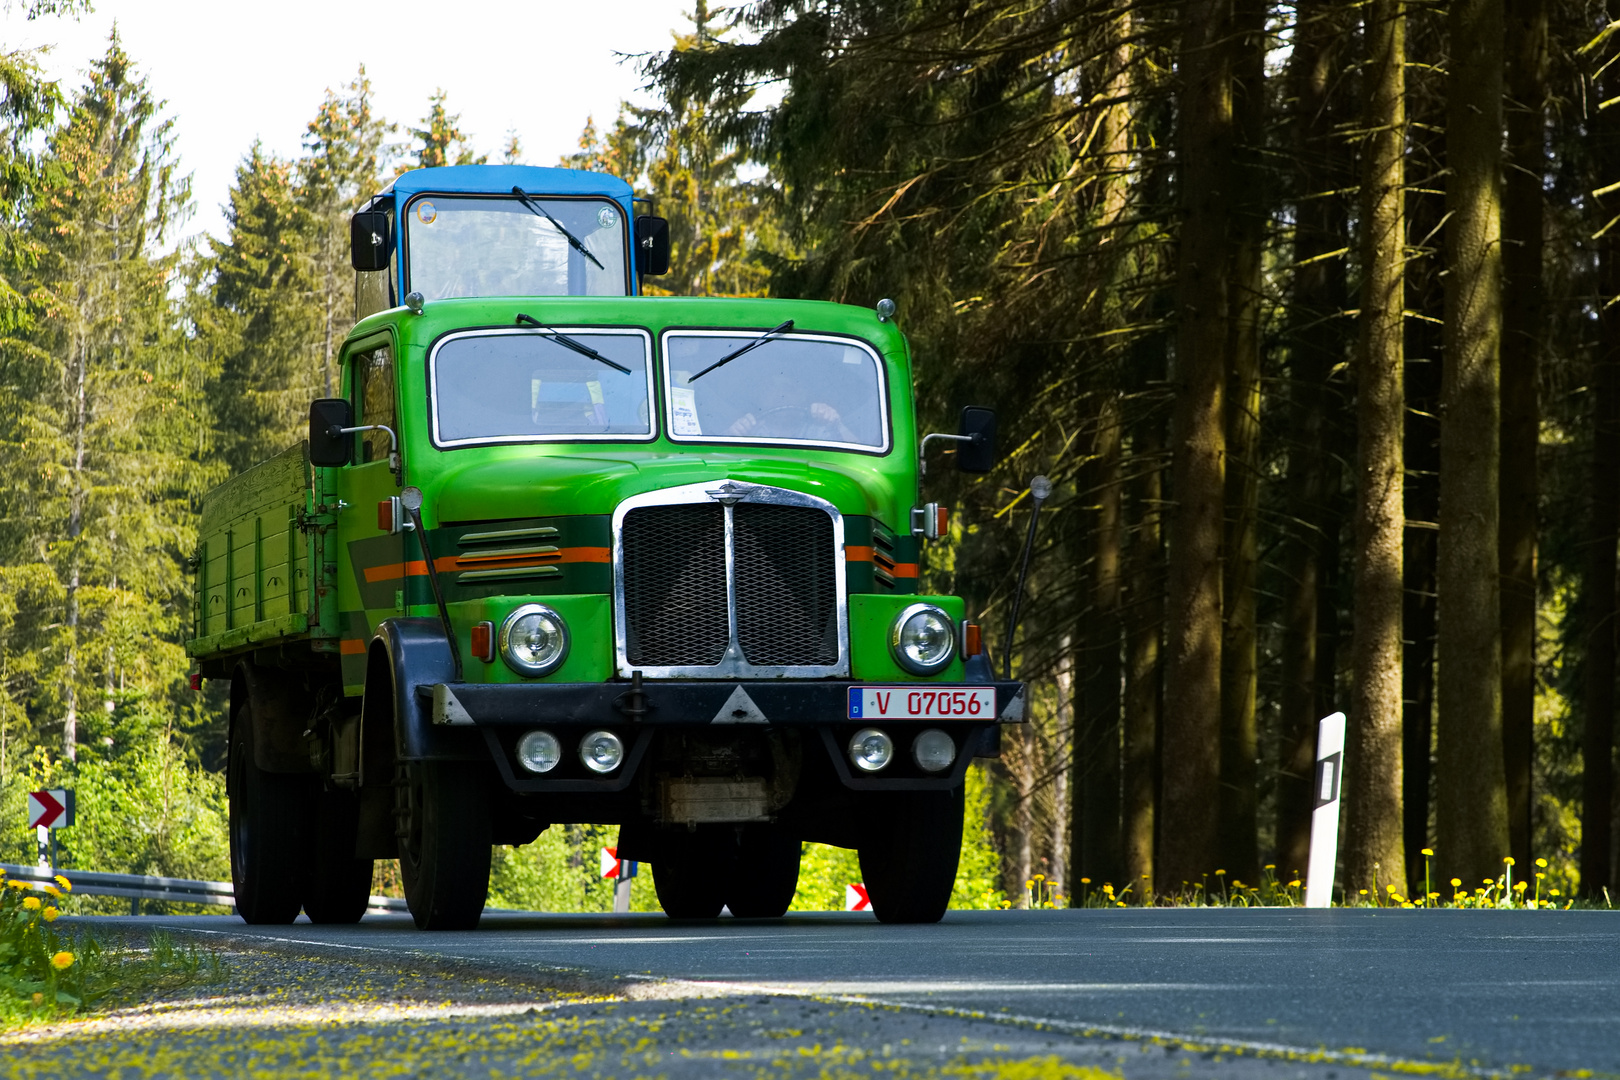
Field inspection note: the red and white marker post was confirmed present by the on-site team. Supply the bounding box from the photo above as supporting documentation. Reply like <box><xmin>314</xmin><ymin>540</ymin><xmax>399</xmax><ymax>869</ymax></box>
<box><xmin>844</xmin><ymin>883</ymin><xmax>870</xmax><ymax>912</ymax></box>
<box><xmin>600</xmin><ymin>846</ymin><xmax>638</xmax><ymax>913</ymax></box>
<box><xmin>27</xmin><ymin>789</ymin><xmax>74</xmax><ymax>870</ymax></box>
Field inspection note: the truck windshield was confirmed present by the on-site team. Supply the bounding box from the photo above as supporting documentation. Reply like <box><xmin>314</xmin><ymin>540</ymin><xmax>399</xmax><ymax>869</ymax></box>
<box><xmin>404</xmin><ymin>195</ymin><xmax>629</xmax><ymax>299</ymax></box>
<box><xmin>430</xmin><ymin>329</ymin><xmax>654</xmax><ymax>446</ymax></box>
<box><xmin>662</xmin><ymin>331</ymin><xmax>889</xmax><ymax>452</ymax></box>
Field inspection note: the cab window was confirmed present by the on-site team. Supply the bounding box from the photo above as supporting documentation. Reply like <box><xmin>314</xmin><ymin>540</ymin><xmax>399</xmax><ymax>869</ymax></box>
<box><xmin>354</xmin><ymin>344</ymin><xmax>396</xmax><ymax>464</ymax></box>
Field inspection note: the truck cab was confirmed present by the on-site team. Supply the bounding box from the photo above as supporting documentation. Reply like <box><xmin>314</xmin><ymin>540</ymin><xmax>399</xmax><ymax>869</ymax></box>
<box><xmin>192</xmin><ymin>165</ymin><xmax>1021</xmax><ymax>930</ymax></box>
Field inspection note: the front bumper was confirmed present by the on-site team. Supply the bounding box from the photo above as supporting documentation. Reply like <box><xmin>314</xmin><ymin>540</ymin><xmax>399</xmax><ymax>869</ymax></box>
<box><xmin>415</xmin><ymin>678</ymin><xmax>1025</xmax><ymax>794</ymax></box>
<box><xmin>423</xmin><ymin>679</ymin><xmax>1026</xmax><ymax>728</ymax></box>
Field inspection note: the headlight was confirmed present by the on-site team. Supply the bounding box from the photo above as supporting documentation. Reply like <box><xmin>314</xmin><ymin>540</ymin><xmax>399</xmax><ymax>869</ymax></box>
<box><xmin>499</xmin><ymin>604</ymin><xmax>569</xmax><ymax>677</ymax></box>
<box><xmin>889</xmin><ymin>603</ymin><xmax>956</xmax><ymax>675</ymax></box>
<box><xmin>912</xmin><ymin>729</ymin><xmax>956</xmax><ymax>773</ymax></box>
<box><xmin>848</xmin><ymin>727</ymin><xmax>894</xmax><ymax>773</ymax></box>
<box><xmin>516</xmin><ymin>730</ymin><xmax>562</xmax><ymax>774</ymax></box>
<box><xmin>579</xmin><ymin>730</ymin><xmax>625</xmax><ymax>774</ymax></box>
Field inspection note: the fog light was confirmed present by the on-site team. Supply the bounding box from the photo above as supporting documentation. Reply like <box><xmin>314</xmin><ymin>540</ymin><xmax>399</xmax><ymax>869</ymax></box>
<box><xmin>500</xmin><ymin>604</ymin><xmax>569</xmax><ymax>677</ymax></box>
<box><xmin>848</xmin><ymin>727</ymin><xmax>894</xmax><ymax>773</ymax></box>
<box><xmin>516</xmin><ymin>730</ymin><xmax>562</xmax><ymax>774</ymax></box>
<box><xmin>579</xmin><ymin>730</ymin><xmax>625</xmax><ymax>774</ymax></box>
<box><xmin>913</xmin><ymin>729</ymin><xmax>956</xmax><ymax>773</ymax></box>
<box><xmin>890</xmin><ymin>603</ymin><xmax>956</xmax><ymax>675</ymax></box>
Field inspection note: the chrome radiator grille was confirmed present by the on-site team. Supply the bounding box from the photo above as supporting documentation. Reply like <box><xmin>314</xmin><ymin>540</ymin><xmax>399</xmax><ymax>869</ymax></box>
<box><xmin>614</xmin><ymin>482</ymin><xmax>847</xmax><ymax>676</ymax></box>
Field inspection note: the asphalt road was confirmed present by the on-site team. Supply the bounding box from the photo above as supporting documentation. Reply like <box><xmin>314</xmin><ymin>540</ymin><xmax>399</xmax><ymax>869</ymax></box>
<box><xmin>122</xmin><ymin>907</ymin><xmax>1619</xmax><ymax>1076</ymax></box>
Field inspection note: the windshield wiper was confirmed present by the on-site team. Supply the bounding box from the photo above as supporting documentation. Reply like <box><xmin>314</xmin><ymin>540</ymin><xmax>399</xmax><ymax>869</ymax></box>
<box><xmin>511</xmin><ymin>185</ymin><xmax>606</xmax><ymax>271</ymax></box>
<box><xmin>688</xmin><ymin>320</ymin><xmax>796</xmax><ymax>382</ymax></box>
<box><xmin>515</xmin><ymin>314</ymin><xmax>632</xmax><ymax>373</ymax></box>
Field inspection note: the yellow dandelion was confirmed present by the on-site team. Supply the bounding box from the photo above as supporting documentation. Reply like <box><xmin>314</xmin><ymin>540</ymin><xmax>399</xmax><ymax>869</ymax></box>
<box><xmin>1450</xmin><ymin>878</ymin><xmax>1462</xmax><ymax>887</ymax></box>
<box><xmin>22</xmin><ymin>896</ymin><xmax>40</xmax><ymax>911</ymax></box>
<box><xmin>1421</xmin><ymin>848</ymin><xmax>1434</xmax><ymax>857</ymax></box>
<box><xmin>50</xmin><ymin>951</ymin><xmax>73</xmax><ymax>970</ymax></box>
<box><xmin>1080</xmin><ymin>877</ymin><xmax>1091</xmax><ymax>885</ymax></box>
<box><xmin>1033</xmin><ymin>874</ymin><xmax>1045</xmax><ymax>882</ymax></box>
<box><xmin>1535</xmin><ymin>858</ymin><xmax>1548</xmax><ymax>869</ymax></box>
<box><xmin>53</xmin><ymin>875</ymin><xmax>70</xmax><ymax>893</ymax></box>
<box><xmin>42</xmin><ymin>906</ymin><xmax>59</xmax><ymax>922</ymax></box>
<box><xmin>1550</xmin><ymin>889</ymin><xmax>1562</xmax><ymax>897</ymax></box>
<box><xmin>1386</xmin><ymin>884</ymin><xmax>1397</xmax><ymax>894</ymax></box>
<box><xmin>42</xmin><ymin>885</ymin><xmax>61</xmax><ymax>899</ymax></box>
<box><xmin>1359</xmin><ymin>888</ymin><xmax>1368</xmax><ymax>895</ymax></box>
<box><xmin>1264</xmin><ymin>864</ymin><xmax>1275</xmax><ymax>871</ymax></box>
<box><xmin>1288</xmin><ymin>879</ymin><xmax>1302</xmax><ymax>888</ymax></box>
<box><xmin>1216</xmin><ymin>869</ymin><xmax>1227</xmax><ymax>876</ymax></box>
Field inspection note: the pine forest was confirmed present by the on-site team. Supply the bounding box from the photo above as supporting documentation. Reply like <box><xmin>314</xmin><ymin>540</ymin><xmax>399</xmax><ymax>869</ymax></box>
<box><xmin>1</xmin><ymin>0</ymin><xmax>1618</xmax><ymax>909</ymax></box>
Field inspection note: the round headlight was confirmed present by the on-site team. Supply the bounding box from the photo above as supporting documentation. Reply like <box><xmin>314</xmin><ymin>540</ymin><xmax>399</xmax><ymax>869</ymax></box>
<box><xmin>889</xmin><ymin>604</ymin><xmax>956</xmax><ymax>675</ymax></box>
<box><xmin>499</xmin><ymin>604</ymin><xmax>569</xmax><ymax>677</ymax></box>
<box><xmin>516</xmin><ymin>730</ymin><xmax>562</xmax><ymax>774</ymax></box>
<box><xmin>848</xmin><ymin>727</ymin><xmax>894</xmax><ymax>773</ymax></box>
<box><xmin>579</xmin><ymin>730</ymin><xmax>625</xmax><ymax>774</ymax></box>
<box><xmin>913</xmin><ymin>729</ymin><xmax>956</xmax><ymax>773</ymax></box>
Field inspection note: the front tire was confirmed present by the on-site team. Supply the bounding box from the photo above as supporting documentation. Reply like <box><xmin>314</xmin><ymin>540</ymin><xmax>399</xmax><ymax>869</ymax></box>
<box><xmin>396</xmin><ymin>761</ymin><xmax>491</xmax><ymax>930</ymax></box>
<box><xmin>228</xmin><ymin>702</ymin><xmax>310</xmax><ymax>925</ymax></box>
<box><xmin>653</xmin><ymin>832</ymin><xmax>727</xmax><ymax>919</ymax></box>
<box><xmin>857</xmin><ymin>787</ymin><xmax>964</xmax><ymax>924</ymax></box>
<box><xmin>724</xmin><ymin>826</ymin><xmax>801</xmax><ymax>918</ymax></box>
<box><xmin>303</xmin><ymin>788</ymin><xmax>373</xmax><ymax>924</ymax></box>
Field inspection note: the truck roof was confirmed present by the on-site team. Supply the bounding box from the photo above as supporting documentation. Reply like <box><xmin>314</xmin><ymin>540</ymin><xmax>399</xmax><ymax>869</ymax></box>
<box><xmin>382</xmin><ymin>164</ymin><xmax>633</xmax><ymax>202</ymax></box>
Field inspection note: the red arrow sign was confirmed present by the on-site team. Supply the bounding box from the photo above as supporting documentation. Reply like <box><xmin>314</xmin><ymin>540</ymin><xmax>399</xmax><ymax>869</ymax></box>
<box><xmin>844</xmin><ymin>882</ymin><xmax>870</xmax><ymax>912</ymax></box>
<box><xmin>27</xmin><ymin>790</ymin><xmax>71</xmax><ymax>829</ymax></box>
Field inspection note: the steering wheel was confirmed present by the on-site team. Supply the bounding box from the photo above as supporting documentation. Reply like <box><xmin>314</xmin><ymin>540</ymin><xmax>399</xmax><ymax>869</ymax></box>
<box><xmin>754</xmin><ymin>404</ymin><xmax>814</xmax><ymax>438</ymax></box>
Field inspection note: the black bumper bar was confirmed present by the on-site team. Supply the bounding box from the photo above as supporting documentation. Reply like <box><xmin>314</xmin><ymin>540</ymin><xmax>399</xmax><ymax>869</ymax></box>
<box><xmin>419</xmin><ymin>679</ymin><xmax>1026</xmax><ymax>728</ymax></box>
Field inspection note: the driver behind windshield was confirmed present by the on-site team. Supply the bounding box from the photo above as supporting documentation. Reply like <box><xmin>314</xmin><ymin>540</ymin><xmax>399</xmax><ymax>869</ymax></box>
<box><xmin>666</xmin><ymin>335</ymin><xmax>883</xmax><ymax>448</ymax></box>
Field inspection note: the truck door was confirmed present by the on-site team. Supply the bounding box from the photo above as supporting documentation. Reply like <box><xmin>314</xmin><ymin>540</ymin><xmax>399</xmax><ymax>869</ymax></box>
<box><xmin>336</xmin><ymin>336</ymin><xmax>405</xmax><ymax>673</ymax></box>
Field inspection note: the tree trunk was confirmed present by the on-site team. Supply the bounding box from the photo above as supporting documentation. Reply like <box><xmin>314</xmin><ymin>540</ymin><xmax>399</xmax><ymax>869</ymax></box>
<box><xmin>1499</xmin><ymin>0</ymin><xmax>1545</xmax><ymax>874</ymax></box>
<box><xmin>1346</xmin><ymin>0</ymin><xmax>1408</xmax><ymax>898</ymax></box>
<box><xmin>1277</xmin><ymin>0</ymin><xmax>1352</xmax><ymax>884</ymax></box>
<box><xmin>1402</xmin><ymin>80</ymin><xmax>1448</xmax><ymax>894</ymax></box>
<box><xmin>1583</xmin><ymin>82</ymin><xmax>1620</xmax><ymax>894</ymax></box>
<box><xmin>1437</xmin><ymin>0</ymin><xmax>1510</xmax><ymax>886</ymax></box>
<box><xmin>1218</xmin><ymin>0</ymin><xmax>1266</xmax><ymax>887</ymax></box>
<box><xmin>1162</xmin><ymin>0</ymin><xmax>1232</xmax><ymax>894</ymax></box>
<box><xmin>1083</xmin><ymin>398</ymin><xmax>1125</xmax><ymax>887</ymax></box>
<box><xmin>1052</xmin><ymin>643</ymin><xmax>1073</xmax><ymax>896</ymax></box>
<box><xmin>1125</xmin><ymin>352</ymin><xmax>1166</xmax><ymax>902</ymax></box>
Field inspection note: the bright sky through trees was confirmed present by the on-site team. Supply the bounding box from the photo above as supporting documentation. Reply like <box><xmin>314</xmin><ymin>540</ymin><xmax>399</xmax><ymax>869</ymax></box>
<box><xmin>2</xmin><ymin>0</ymin><xmax>688</xmax><ymax>243</ymax></box>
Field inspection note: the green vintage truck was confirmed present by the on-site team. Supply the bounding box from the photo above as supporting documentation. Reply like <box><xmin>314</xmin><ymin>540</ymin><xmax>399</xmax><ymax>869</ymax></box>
<box><xmin>187</xmin><ymin>164</ymin><xmax>1023</xmax><ymax>929</ymax></box>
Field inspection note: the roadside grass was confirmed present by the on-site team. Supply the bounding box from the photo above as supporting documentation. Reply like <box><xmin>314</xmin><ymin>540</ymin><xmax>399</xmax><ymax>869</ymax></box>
<box><xmin>1</xmin><ymin>869</ymin><xmax>224</xmax><ymax>1028</ymax></box>
<box><xmin>1035</xmin><ymin>852</ymin><xmax>1609</xmax><ymax>910</ymax></box>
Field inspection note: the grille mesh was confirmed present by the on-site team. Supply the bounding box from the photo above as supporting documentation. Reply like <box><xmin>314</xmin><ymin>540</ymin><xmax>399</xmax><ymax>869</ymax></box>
<box><xmin>734</xmin><ymin>504</ymin><xmax>838</xmax><ymax>666</ymax></box>
<box><xmin>622</xmin><ymin>503</ymin><xmax>729</xmax><ymax>666</ymax></box>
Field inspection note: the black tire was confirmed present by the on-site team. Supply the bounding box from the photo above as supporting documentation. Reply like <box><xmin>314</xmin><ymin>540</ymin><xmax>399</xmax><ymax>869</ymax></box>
<box><xmin>229</xmin><ymin>702</ymin><xmax>310</xmax><ymax>925</ymax></box>
<box><xmin>396</xmin><ymin>761</ymin><xmax>491</xmax><ymax>930</ymax></box>
<box><xmin>724</xmin><ymin>826</ymin><xmax>801</xmax><ymax>918</ymax></box>
<box><xmin>652</xmin><ymin>835</ymin><xmax>727</xmax><ymax>919</ymax></box>
<box><xmin>303</xmin><ymin>788</ymin><xmax>373</xmax><ymax>924</ymax></box>
<box><xmin>857</xmin><ymin>787</ymin><xmax>964</xmax><ymax>924</ymax></box>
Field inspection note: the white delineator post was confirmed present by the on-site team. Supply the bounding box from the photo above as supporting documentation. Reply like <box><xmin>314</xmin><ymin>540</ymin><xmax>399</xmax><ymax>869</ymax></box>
<box><xmin>1305</xmin><ymin>711</ymin><xmax>1347</xmax><ymax>908</ymax></box>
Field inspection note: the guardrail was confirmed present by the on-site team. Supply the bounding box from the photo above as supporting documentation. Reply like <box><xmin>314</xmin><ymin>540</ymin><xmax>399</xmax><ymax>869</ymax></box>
<box><xmin>0</xmin><ymin>862</ymin><xmax>410</xmax><ymax>915</ymax></box>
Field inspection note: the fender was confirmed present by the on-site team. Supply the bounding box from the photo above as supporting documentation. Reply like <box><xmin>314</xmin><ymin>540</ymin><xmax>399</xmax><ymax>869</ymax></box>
<box><xmin>230</xmin><ymin>660</ymin><xmax>315</xmax><ymax>775</ymax></box>
<box><xmin>365</xmin><ymin>617</ymin><xmax>484</xmax><ymax>767</ymax></box>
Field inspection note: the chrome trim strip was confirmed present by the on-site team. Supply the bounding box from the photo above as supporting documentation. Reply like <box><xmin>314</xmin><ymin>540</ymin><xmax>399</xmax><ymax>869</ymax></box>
<box><xmin>612</xmin><ymin>479</ymin><xmax>850</xmax><ymax>679</ymax></box>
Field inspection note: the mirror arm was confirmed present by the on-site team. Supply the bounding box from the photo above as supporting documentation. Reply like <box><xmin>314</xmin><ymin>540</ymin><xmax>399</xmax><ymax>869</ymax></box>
<box><xmin>918</xmin><ymin>432</ymin><xmax>976</xmax><ymax>477</ymax></box>
<box><xmin>338</xmin><ymin>424</ymin><xmax>402</xmax><ymax>483</ymax></box>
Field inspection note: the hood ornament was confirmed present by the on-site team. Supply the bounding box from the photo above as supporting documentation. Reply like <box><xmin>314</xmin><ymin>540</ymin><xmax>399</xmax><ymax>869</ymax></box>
<box><xmin>705</xmin><ymin>480</ymin><xmax>750</xmax><ymax>505</ymax></box>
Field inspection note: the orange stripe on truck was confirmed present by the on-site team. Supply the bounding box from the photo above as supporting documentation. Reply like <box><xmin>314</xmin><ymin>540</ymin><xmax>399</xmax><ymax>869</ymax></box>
<box><xmin>339</xmin><ymin>638</ymin><xmax>366</xmax><ymax>655</ymax></box>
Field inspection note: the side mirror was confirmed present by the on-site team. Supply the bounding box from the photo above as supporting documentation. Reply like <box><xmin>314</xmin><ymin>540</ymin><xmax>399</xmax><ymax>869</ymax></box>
<box><xmin>956</xmin><ymin>406</ymin><xmax>997</xmax><ymax>473</ymax></box>
<box><xmin>309</xmin><ymin>398</ymin><xmax>354</xmax><ymax>467</ymax></box>
<box><xmin>635</xmin><ymin>216</ymin><xmax>670</xmax><ymax>276</ymax></box>
<box><xmin>350</xmin><ymin>210</ymin><xmax>391</xmax><ymax>272</ymax></box>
